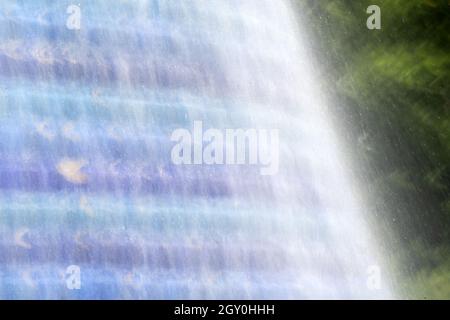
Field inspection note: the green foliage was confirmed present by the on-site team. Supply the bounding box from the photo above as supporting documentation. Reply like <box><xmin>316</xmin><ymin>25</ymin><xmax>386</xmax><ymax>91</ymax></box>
<box><xmin>396</xmin><ymin>243</ymin><xmax>450</xmax><ymax>299</ymax></box>
<box><xmin>294</xmin><ymin>0</ymin><xmax>450</xmax><ymax>298</ymax></box>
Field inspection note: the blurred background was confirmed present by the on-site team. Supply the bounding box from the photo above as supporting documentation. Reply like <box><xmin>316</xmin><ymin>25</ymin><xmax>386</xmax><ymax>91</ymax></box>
<box><xmin>0</xmin><ymin>0</ymin><xmax>447</xmax><ymax>300</ymax></box>
<box><xmin>294</xmin><ymin>0</ymin><xmax>449</xmax><ymax>299</ymax></box>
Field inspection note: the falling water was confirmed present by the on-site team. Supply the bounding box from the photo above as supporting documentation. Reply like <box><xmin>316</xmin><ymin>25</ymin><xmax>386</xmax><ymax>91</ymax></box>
<box><xmin>0</xmin><ymin>1</ymin><xmax>392</xmax><ymax>299</ymax></box>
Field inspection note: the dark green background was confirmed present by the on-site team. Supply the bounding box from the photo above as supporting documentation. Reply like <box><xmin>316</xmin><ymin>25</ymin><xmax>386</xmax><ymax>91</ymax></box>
<box><xmin>294</xmin><ymin>0</ymin><xmax>449</xmax><ymax>298</ymax></box>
